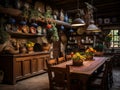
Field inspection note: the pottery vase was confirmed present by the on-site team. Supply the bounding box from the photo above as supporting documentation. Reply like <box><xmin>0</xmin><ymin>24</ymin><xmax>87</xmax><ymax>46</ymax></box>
<box><xmin>59</xmin><ymin>9</ymin><xmax>64</xmax><ymax>21</ymax></box>
<box><xmin>64</xmin><ymin>13</ymin><xmax>68</xmax><ymax>22</ymax></box>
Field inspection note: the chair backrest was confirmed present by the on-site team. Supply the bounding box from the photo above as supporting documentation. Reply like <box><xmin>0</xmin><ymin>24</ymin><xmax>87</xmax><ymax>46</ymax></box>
<box><xmin>46</xmin><ymin>63</ymin><xmax>71</xmax><ymax>90</ymax></box>
<box><xmin>101</xmin><ymin>60</ymin><xmax>109</xmax><ymax>85</ymax></box>
<box><xmin>46</xmin><ymin>58</ymin><xmax>57</xmax><ymax>69</ymax></box>
<box><xmin>108</xmin><ymin>56</ymin><xmax>114</xmax><ymax>73</ymax></box>
<box><xmin>57</xmin><ymin>56</ymin><xmax>66</xmax><ymax>64</ymax></box>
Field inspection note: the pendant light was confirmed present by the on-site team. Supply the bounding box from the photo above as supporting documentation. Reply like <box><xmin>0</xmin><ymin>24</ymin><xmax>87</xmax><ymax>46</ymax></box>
<box><xmin>71</xmin><ymin>0</ymin><xmax>85</xmax><ymax>27</ymax></box>
<box><xmin>87</xmin><ymin>20</ymin><xmax>101</xmax><ymax>32</ymax></box>
<box><xmin>86</xmin><ymin>1</ymin><xmax>101</xmax><ymax>32</ymax></box>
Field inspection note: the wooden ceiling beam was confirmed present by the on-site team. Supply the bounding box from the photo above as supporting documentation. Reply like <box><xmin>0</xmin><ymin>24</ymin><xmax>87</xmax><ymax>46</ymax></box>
<box><xmin>95</xmin><ymin>1</ymin><xmax>120</xmax><ymax>7</ymax></box>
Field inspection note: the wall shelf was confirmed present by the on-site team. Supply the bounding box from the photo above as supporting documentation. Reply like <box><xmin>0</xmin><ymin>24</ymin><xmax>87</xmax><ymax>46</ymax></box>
<box><xmin>0</xmin><ymin>6</ymin><xmax>71</xmax><ymax>28</ymax></box>
<box><xmin>7</xmin><ymin>30</ymin><xmax>45</xmax><ymax>38</ymax></box>
<box><xmin>0</xmin><ymin>7</ymin><xmax>22</xmax><ymax>16</ymax></box>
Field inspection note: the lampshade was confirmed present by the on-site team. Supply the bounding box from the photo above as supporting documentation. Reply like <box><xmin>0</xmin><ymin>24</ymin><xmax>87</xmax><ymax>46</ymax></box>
<box><xmin>71</xmin><ymin>0</ymin><xmax>86</xmax><ymax>27</ymax></box>
<box><xmin>87</xmin><ymin>20</ymin><xmax>101</xmax><ymax>32</ymax></box>
<box><xmin>71</xmin><ymin>18</ymin><xmax>86</xmax><ymax>26</ymax></box>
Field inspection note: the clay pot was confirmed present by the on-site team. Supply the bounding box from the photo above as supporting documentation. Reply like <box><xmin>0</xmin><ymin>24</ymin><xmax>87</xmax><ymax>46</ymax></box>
<box><xmin>27</xmin><ymin>47</ymin><xmax>34</xmax><ymax>52</ymax></box>
<box><xmin>19</xmin><ymin>47</ymin><xmax>27</xmax><ymax>53</ymax></box>
<box><xmin>42</xmin><ymin>43</ymin><xmax>50</xmax><ymax>51</ymax></box>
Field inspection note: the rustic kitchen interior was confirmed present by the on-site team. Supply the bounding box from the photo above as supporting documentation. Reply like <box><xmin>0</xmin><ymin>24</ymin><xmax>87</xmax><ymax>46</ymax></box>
<box><xmin>0</xmin><ymin>0</ymin><xmax>120</xmax><ymax>90</ymax></box>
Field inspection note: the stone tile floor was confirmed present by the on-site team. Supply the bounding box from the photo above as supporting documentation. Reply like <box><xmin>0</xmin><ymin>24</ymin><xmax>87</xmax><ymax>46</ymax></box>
<box><xmin>0</xmin><ymin>67</ymin><xmax>120</xmax><ymax>90</ymax></box>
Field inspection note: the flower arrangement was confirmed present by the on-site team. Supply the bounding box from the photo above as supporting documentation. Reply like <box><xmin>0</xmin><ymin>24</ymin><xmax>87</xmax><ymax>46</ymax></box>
<box><xmin>72</xmin><ymin>52</ymin><xmax>86</xmax><ymax>66</ymax></box>
<box><xmin>105</xmin><ymin>33</ymin><xmax>112</xmax><ymax>42</ymax></box>
<box><xmin>85</xmin><ymin>47</ymin><xmax>96</xmax><ymax>60</ymax></box>
<box><xmin>26</xmin><ymin>41</ymin><xmax>35</xmax><ymax>48</ymax></box>
<box><xmin>72</xmin><ymin>52</ymin><xmax>86</xmax><ymax>61</ymax></box>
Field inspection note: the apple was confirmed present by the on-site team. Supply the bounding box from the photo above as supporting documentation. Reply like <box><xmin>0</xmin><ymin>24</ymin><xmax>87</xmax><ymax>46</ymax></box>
<box><xmin>46</xmin><ymin>24</ymin><xmax>52</xmax><ymax>29</ymax></box>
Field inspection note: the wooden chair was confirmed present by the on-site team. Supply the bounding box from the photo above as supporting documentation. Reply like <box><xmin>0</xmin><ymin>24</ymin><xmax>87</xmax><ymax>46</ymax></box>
<box><xmin>95</xmin><ymin>57</ymin><xmax>114</xmax><ymax>88</ymax></box>
<box><xmin>107</xmin><ymin>57</ymin><xmax>114</xmax><ymax>88</ymax></box>
<box><xmin>46</xmin><ymin>58</ymin><xmax>58</xmax><ymax>67</ymax></box>
<box><xmin>57</xmin><ymin>56</ymin><xmax>66</xmax><ymax>64</ymax></box>
<box><xmin>46</xmin><ymin>60</ymin><xmax>71</xmax><ymax>90</ymax></box>
<box><xmin>88</xmin><ymin>61</ymin><xmax>110</xmax><ymax>90</ymax></box>
<box><xmin>65</xmin><ymin>54</ymin><xmax>72</xmax><ymax>61</ymax></box>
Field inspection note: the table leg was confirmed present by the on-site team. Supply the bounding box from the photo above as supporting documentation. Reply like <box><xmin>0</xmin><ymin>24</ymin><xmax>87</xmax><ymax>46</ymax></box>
<box><xmin>81</xmin><ymin>77</ymin><xmax>89</xmax><ymax>90</ymax></box>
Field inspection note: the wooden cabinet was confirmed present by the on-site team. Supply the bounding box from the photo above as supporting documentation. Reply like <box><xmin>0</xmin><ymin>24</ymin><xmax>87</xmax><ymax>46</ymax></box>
<box><xmin>0</xmin><ymin>26</ymin><xmax>50</xmax><ymax>85</ymax></box>
<box><xmin>0</xmin><ymin>52</ymin><xmax>50</xmax><ymax>84</ymax></box>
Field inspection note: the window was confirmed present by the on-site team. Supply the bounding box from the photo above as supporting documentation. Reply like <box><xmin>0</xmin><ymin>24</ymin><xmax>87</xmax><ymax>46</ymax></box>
<box><xmin>110</xmin><ymin>30</ymin><xmax>120</xmax><ymax>48</ymax></box>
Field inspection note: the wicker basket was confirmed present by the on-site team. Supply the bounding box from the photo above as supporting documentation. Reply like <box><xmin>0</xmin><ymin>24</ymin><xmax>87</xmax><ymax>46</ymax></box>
<box><xmin>73</xmin><ymin>60</ymin><xmax>83</xmax><ymax>66</ymax></box>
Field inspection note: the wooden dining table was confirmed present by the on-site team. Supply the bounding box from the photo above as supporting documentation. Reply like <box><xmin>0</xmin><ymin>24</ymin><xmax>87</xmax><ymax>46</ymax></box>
<box><xmin>53</xmin><ymin>56</ymin><xmax>111</xmax><ymax>90</ymax></box>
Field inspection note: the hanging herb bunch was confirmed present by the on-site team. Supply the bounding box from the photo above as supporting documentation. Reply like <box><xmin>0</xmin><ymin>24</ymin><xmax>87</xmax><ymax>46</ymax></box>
<box><xmin>29</xmin><ymin>8</ymin><xmax>44</xmax><ymax>21</ymax></box>
<box><xmin>50</xmin><ymin>23</ymin><xmax>59</xmax><ymax>42</ymax></box>
<box><xmin>46</xmin><ymin>23</ymin><xmax>59</xmax><ymax>42</ymax></box>
<box><xmin>44</xmin><ymin>8</ymin><xmax>53</xmax><ymax>22</ymax></box>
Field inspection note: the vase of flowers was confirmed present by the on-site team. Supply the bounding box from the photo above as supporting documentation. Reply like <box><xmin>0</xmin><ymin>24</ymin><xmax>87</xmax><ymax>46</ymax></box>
<box><xmin>26</xmin><ymin>41</ymin><xmax>35</xmax><ymax>53</ymax></box>
<box><xmin>85</xmin><ymin>47</ymin><xmax>96</xmax><ymax>60</ymax></box>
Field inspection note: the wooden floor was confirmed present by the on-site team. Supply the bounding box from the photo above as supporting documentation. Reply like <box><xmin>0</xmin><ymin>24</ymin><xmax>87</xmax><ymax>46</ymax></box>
<box><xmin>0</xmin><ymin>66</ymin><xmax>120</xmax><ymax>90</ymax></box>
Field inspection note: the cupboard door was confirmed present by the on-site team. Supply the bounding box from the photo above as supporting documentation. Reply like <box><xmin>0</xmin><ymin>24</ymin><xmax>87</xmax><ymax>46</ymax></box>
<box><xmin>15</xmin><ymin>61</ymin><xmax>23</xmax><ymax>79</ymax></box>
<box><xmin>31</xmin><ymin>58</ymin><xmax>38</xmax><ymax>73</ymax></box>
<box><xmin>37</xmin><ymin>57</ymin><xmax>44</xmax><ymax>71</ymax></box>
<box><xmin>22</xmin><ymin>59</ymin><xmax>31</xmax><ymax>76</ymax></box>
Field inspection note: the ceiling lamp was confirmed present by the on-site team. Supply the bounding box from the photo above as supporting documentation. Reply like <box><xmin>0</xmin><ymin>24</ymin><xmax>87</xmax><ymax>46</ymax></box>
<box><xmin>85</xmin><ymin>1</ymin><xmax>101</xmax><ymax>32</ymax></box>
<box><xmin>71</xmin><ymin>14</ymin><xmax>85</xmax><ymax>26</ymax></box>
<box><xmin>71</xmin><ymin>0</ymin><xmax>86</xmax><ymax>27</ymax></box>
<box><xmin>87</xmin><ymin>20</ymin><xmax>101</xmax><ymax>32</ymax></box>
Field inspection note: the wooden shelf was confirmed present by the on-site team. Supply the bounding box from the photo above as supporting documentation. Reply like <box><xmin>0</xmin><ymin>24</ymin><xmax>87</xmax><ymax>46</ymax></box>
<box><xmin>36</xmin><ymin>18</ymin><xmax>71</xmax><ymax>28</ymax></box>
<box><xmin>67</xmin><ymin>43</ymin><xmax>78</xmax><ymax>45</ymax></box>
<box><xmin>81</xmin><ymin>43</ymin><xmax>93</xmax><ymax>45</ymax></box>
<box><xmin>54</xmin><ymin>20</ymin><xmax>71</xmax><ymax>28</ymax></box>
<box><xmin>0</xmin><ymin>7</ymin><xmax>22</xmax><ymax>16</ymax></box>
<box><xmin>0</xmin><ymin>6</ymin><xmax>71</xmax><ymax>28</ymax></box>
<box><xmin>7</xmin><ymin>30</ymin><xmax>45</xmax><ymax>38</ymax></box>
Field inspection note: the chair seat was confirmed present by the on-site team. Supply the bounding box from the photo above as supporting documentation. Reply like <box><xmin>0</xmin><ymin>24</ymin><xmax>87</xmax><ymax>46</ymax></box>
<box><xmin>90</xmin><ymin>78</ymin><xmax>102</xmax><ymax>86</ymax></box>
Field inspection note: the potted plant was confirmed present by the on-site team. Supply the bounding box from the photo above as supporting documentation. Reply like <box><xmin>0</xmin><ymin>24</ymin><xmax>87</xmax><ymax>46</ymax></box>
<box><xmin>26</xmin><ymin>41</ymin><xmax>35</xmax><ymax>53</ymax></box>
<box><xmin>94</xmin><ymin>43</ymin><xmax>104</xmax><ymax>56</ymax></box>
